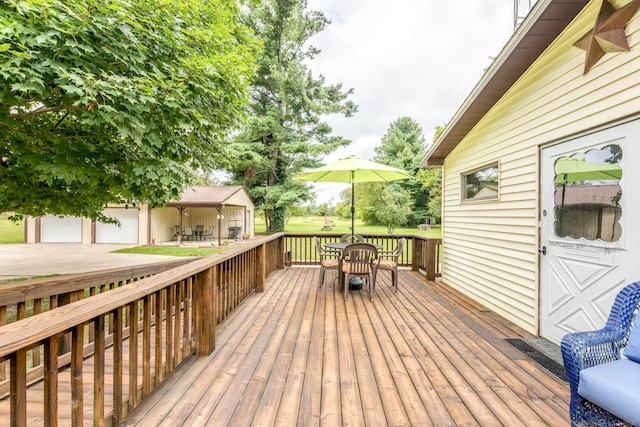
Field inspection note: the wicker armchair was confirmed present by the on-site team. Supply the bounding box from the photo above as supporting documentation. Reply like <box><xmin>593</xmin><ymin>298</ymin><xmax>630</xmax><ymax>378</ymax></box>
<box><xmin>561</xmin><ymin>281</ymin><xmax>640</xmax><ymax>427</ymax></box>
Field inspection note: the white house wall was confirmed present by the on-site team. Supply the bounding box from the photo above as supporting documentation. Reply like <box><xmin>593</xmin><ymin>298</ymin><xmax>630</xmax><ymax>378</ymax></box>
<box><xmin>151</xmin><ymin>207</ymin><xmax>181</xmax><ymax>242</ymax></box>
<box><xmin>441</xmin><ymin>2</ymin><xmax>640</xmax><ymax>334</ymax></box>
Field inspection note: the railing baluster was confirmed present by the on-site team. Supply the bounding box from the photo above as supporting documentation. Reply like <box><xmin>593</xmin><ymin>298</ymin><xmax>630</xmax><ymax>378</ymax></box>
<box><xmin>94</xmin><ymin>315</ymin><xmax>105</xmax><ymax>426</ymax></box>
<box><xmin>71</xmin><ymin>325</ymin><xmax>84</xmax><ymax>427</ymax></box>
<box><xmin>166</xmin><ymin>285</ymin><xmax>175</xmax><ymax>372</ymax></box>
<box><xmin>142</xmin><ymin>295</ymin><xmax>152</xmax><ymax>398</ymax></box>
<box><xmin>44</xmin><ymin>335</ymin><xmax>58</xmax><ymax>427</ymax></box>
<box><xmin>112</xmin><ymin>307</ymin><xmax>123</xmax><ymax>425</ymax></box>
<box><xmin>128</xmin><ymin>301</ymin><xmax>138</xmax><ymax>410</ymax></box>
<box><xmin>155</xmin><ymin>290</ymin><xmax>163</xmax><ymax>386</ymax></box>
<box><xmin>174</xmin><ymin>283</ymin><xmax>182</xmax><ymax>366</ymax></box>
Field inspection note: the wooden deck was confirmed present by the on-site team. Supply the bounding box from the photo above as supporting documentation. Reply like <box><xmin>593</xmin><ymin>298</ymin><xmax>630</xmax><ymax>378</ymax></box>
<box><xmin>119</xmin><ymin>267</ymin><xmax>570</xmax><ymax>426</ymax></box>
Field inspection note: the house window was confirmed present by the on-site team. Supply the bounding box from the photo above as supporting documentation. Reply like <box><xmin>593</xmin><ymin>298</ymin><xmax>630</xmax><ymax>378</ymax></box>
<box><xmin>462</xmin><ymin>163</ymin><xmax>499</xmax><ymax>201</ymax></box>
<box><xmin>553</xmin><ymin>145</ymin><xmax>622</xmax><ymax>242</ymax></box>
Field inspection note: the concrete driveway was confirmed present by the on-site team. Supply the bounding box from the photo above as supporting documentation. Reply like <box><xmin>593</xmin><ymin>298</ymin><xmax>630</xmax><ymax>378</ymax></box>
<box><xmin>0</xmin><ymin>243</ymin><xmax>183</xmax><ymax>281</ymax></box>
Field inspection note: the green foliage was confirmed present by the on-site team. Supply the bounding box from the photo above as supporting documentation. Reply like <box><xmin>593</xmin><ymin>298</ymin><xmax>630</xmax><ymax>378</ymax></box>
<box><xmin>0</xmin><ymin>0</ymin><xmax>260</xmax><ymax>221</ymax></box>
<box><xmin>357</xmin><ymin>116</ymin><xmax>428</xmax><ymax>226</ymax></box>
<box><xmin>415</xmin><ymin>124</ymin><xmax>445</xmax><ymax>223</ymax></box>
<box><xmin>416</xmin><ymin>168</ymin><xmax>442</xmax><ymax>221</ymax></box>
<box><xmin>228</xmin><ymin>0</ymin><xmax>357</xmax><ymax>233</ymax></box>
<box><xmin>355</xmin><ymin>182</ymin><xmax>411</xmax><ymax>233</ymax></box>
<box><xmin>254</xmin><ymin>215</ymin><xmax>442</xmax><ymax>237</ymax></box>
<box><xmin>368</xmin><ymin>183</ymin><xmax>412</xmax><ymax>234</ymax></box>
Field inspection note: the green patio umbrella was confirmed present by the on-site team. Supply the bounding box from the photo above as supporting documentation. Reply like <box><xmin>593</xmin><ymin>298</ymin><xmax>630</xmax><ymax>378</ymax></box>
<box><xmin>299</xmin><ymin>156</ymin><xmax>412</xmax><ymax>237</ymax></box>
<box><xmin>554</xmin><ymin>157</ymin><xmax>622</xmax><ymax>235</ymax></box>
<box><xmin>555</xmin><ymin>157</ymin><xmax>622</xmax><ymax>185</ymax></box>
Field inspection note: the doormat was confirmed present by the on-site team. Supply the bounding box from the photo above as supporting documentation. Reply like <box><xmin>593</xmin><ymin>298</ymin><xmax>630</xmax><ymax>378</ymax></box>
<box><xmin>504</xmin><ymin>338</ymin><xmax>568</xmax><ymax>383</ymax></box>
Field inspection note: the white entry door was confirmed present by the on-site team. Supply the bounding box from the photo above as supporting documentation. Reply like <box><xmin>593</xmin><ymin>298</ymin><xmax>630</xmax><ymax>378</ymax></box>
<box><xmin>540</xmin><ymin>118</ymin><xmax>640</xmax><ymax>344</ymax></box>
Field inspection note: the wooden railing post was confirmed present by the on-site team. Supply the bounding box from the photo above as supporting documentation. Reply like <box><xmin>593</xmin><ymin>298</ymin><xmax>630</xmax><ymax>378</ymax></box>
<box><xmin>411</xmin><ymin>237</ymin><xmax>420</xmax><ymax>272</ymax></box>
<box><xmin>194</xmin><ymin>267</ymin><xmax>216</xmax><ymax>356</ymax></box>
<box><xmin>256</xmin><ymin>243</ymin><xmax>266</xmax><ymax>293</ymax></box>
<box><xmin>426</xmin><ymin>239</ymin><xmax>438</xmax><ymax>281</ymax></box>
<box><xmin>277</xmin><ymin>236</ymin><xmax>286</xmax><ymax>269</ymax></box>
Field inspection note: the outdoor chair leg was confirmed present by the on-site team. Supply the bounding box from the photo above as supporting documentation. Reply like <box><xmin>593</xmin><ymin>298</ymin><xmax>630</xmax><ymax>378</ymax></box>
<box><xmin>370</xmin><ymin>269</ymin><xmax>377</xmax><ymax>301</ymax></box>
<box><xmin>344</xmin><ymin>275</ymin><xmax>349</xmax><ymax>301</ymax></box>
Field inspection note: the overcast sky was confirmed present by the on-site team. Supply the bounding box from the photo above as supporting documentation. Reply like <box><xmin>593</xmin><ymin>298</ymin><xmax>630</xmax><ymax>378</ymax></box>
<box><xmin>304</xmin><ymin>0</ymin><xmax>521</xmax><ymax>204</ymax></box>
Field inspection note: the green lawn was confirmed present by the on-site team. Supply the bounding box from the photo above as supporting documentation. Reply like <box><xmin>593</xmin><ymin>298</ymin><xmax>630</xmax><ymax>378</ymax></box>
<box><xmin>257</xmin><ymin>216</ymin><xmax>441</xmax><ymax>238</ymax></box>
<box><xmin>0</xmin><ymin>214</ymin><xmax>439</xmax><ymax>256</ymax></box>
<box><xmin>0</xmin><ymin>214</ymin><xmax>23</xmax><ymax>244</ymax></box>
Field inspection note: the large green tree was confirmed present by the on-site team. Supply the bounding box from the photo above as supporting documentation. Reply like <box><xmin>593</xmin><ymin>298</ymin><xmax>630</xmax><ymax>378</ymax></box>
<box><xmin>228</xmin><ymin>0</ymin><xmax>357</xmax><ymax>233</ymax></box>
<box><xmin>373</xmin><ymin>116</ymin><xmax>427</xmax><ymax>226</ymax></box>
<box><xmin>416</xmin><ymin>125</ymin><xmax>445</xmax><ymax>223</ymax></box>
<box><xmin>0</xmin><ymin>0</ymin><xmax>259</xmax><ymax>221</ymax></box>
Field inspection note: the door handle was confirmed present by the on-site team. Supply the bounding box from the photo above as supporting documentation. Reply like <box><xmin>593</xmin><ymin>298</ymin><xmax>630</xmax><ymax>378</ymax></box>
<box><xmin>538</xmin><ymin>246</ymin><xmax>547</xmax><ymax>255</ymax></box>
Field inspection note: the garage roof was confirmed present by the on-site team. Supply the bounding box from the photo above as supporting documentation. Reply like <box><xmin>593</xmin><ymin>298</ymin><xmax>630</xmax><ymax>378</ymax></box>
<box><xmin>166</xmin><ymin>186</ymin><xmax>249</xmax><ymax>208</ymax></box>
<box><xmin>420</xmin><ymin>0</ymin><xmax>589</xmax><ymax>167</ymax></box>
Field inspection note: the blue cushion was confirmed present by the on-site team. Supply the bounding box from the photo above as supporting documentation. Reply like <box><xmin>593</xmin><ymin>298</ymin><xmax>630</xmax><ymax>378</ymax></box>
<box><xmin>623</xmin><ymin>322</ymin><xmax>640</xmax><ymax>362</ymax></box>
<box><xmin>579</xmin><ymin>359</ymin><xmax>640</xmax><ymax>425</ymax></box>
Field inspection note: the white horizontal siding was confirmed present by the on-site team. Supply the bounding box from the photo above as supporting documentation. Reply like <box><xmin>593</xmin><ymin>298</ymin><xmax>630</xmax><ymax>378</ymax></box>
<box><xmin>441</xmin><ymin>5</ymin><xmax>640</xmax><ymax>334</ymax></box>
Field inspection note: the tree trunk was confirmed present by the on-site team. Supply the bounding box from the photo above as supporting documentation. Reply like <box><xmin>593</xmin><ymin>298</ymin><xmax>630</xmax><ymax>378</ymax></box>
<box><xmin>267</xmin><ymin>206</ymin><xmax>286</xmax><ymax>232</ymax></box>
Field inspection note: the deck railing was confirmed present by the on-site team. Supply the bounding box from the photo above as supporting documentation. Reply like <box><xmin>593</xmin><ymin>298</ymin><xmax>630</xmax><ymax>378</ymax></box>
<box><xmin>284</xmin><ymin>233</ymin><xmax>441</xmax><ymax>280</ymax></box>
<box><xmin>0</xmin><ymin>232</ymin><xmax>439</xmax><ymax>426</ymax></box>
<box><xmin>0</xmin><ymin>234</ymin><xmax>283</xmax><ymax>426</ymax></box>
<box><xmin>0</xmin><ymin>259</ymin><xmax>197</xmax><ymax>392</ymax></box>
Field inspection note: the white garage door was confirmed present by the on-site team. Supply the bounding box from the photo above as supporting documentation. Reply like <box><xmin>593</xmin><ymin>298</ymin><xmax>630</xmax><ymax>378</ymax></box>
<box><xmin>41</xmin><ymin>215</ymin><xmax>82</xmax><ymax>243</ymax></box>
<box><xmin>95</xmin><ymin>208</ymin><xmax>139</xmax><ymax>244</ymax></box>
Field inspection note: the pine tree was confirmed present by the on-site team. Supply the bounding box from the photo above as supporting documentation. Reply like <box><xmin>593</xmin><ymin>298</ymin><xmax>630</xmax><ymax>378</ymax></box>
<box><xmin>228</xmin><ymin>0</ymin><xmax>357</xmax><ymax>232</ymax></box>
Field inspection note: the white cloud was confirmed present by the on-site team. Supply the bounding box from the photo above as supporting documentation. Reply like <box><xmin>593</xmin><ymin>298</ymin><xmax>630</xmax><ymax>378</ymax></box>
<box><xmin>304</xmin><ymin>0</ymin><xmax>517</xmax><ymax>202</ymax></box>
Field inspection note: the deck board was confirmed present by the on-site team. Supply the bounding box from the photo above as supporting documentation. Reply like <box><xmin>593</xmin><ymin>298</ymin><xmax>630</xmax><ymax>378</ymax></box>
<box><xmin>123</xmin><ymin>267</ymin><xmax>568</xmax><ymax>426</ymax></box>
<box><xmin>2</xmin><ymin>267</ymin><xmax>571</xmax><ymax>426</ymax></box>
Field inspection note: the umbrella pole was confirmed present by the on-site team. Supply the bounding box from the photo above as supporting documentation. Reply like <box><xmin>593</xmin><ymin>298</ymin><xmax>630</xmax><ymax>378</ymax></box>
<box><xmin>351</xmin><ymin>181</ymin><xmax>355</xmax><ymax>238</ymax></box>
<box><xmin>559</xmin><ymin>174</ymin><xmax>567</xmax><ymax>236</ymax></box>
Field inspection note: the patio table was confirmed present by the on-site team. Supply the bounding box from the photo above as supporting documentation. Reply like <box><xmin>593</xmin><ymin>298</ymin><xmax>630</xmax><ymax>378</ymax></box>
<box><xmin>325</xmin><ymin>241</ymin><xmax>382</xmax><ymax>291</ymax></box>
